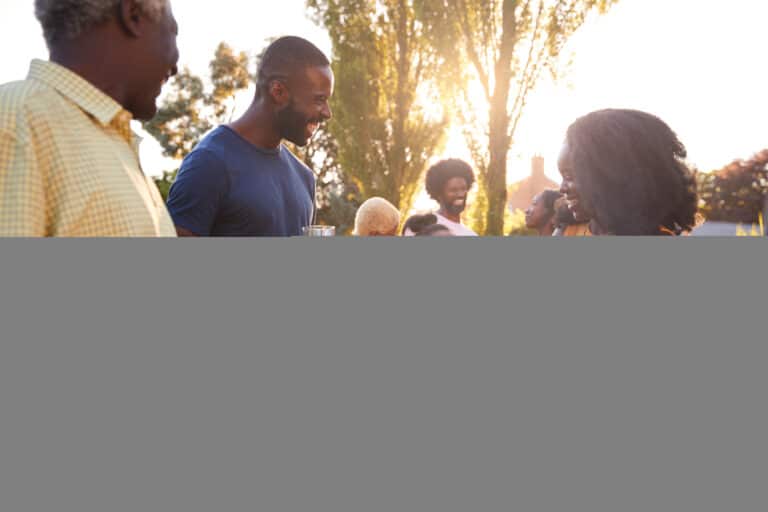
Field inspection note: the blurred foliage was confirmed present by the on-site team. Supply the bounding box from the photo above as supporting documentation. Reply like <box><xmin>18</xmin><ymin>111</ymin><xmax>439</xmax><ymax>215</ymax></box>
<box><xmin>307</xmin><ymin>0</ymin><xmax>450</xmax><ymax>218</ymax></box>
<box><xmin>287</xmin><ymin>125</ymin><xmax>361</xmax><ymax>235</ymax></box>
<box><xmin>506</xmin><ymin>209</ymin><xmax>538</xmax><ymax>236</ymax></box>
<box><xmin>735</xmin><ymin>213</ymin><xmax>764</xmax><ymax>237</ymax></box>
<box><xmin>144</xmin><ymin>42</ymin><xmax>251</xmax><ymax>162</ymax></box>
<box><xmin>144</xmin><ymin>42</ymin><xmax>251</xmax><ymax>201</ymax></box>
<box><xmin>697</xmin><ymin>149</ymin><xmax>768</xmax><ymax>226</ymax></box>
<box><xmin>417</xmin><ymin>0</ymin><xmax>619</xmax><ymax>235</ymax></box>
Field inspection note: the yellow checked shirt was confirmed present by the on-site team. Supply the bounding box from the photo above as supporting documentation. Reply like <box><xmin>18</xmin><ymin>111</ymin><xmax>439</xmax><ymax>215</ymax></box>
<box><xmin>0</xmin><ymin>60</ymin><xmax>176</xmax><ymax>237</ymax></box>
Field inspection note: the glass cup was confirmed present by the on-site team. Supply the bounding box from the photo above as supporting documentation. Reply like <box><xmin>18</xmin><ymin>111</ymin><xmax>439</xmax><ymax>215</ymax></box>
<box><xmin>302</xmin><ymin>225</ymin><xmax>336</xmax><ymax>237</ymax></box>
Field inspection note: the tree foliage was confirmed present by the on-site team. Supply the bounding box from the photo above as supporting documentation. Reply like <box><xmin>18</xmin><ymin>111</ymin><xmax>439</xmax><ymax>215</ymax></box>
<box><xmin>144</xmin><ymin>43</ymin><xmax>251</xmax><ymax>201</ymax></box>
<box><xmin>290</xmin><ymin>125</ymin><xmax>361</xmax><ymax>235</ymax></box>
<box><xmin>419</xmin><ymin>0</ymin><xmax>618</xmax><ymax>234</ymax></box>
<box><xmin>698</xmin><ymin>149</ymin><xmax>768</xmax><ymax>224</ymax></box>
<box><xmin>144</xmin><ymin>42</ymin><xmax>251</xmax><ymax>162</ymax></box>
<box><xmin>307</xmin><ymin>0</ymin><xmax>451</xmax><ymax>216</ymax></box>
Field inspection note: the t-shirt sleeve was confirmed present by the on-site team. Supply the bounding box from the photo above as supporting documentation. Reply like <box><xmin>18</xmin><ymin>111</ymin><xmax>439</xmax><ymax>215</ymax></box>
<box><xmin>166</xmin><ymin>149</ymin><xmax>229</xmax><ymax>236</ymax></box>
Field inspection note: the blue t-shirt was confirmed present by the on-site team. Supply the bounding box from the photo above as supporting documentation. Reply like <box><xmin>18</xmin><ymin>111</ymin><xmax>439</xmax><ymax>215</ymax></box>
<box><xmin>167</xmin><ymin>126</ymin><xmax>315</xmax><ymax>236</ymax></box>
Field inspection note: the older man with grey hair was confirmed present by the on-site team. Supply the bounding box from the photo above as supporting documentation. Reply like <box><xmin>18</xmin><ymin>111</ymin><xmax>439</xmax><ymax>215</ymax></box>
<box><xmin>0</xmin><ymin>0</ymin><xmax>180</xmax><ymax>236</ymax></box>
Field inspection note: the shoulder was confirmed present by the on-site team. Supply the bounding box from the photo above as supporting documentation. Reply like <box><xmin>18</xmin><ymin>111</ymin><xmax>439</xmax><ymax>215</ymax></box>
<box><xmin>281</xmin><ymin>146</ymin><xmax>315</xmax><ymax>195</ymax></box>
<box><xmin>281</xmin><ymin>145</ymin><xmax>314</xmax><ymax>177</ymax></box>
<box><xmin>174</xmin><ymin>145</ymin><xmax>231</xmax><ymax>193</ymax></box>
<box><xmin>0</xmin><ymin>79</ymin><xmax>54</xmax><ymax>143</ymax></box>
<box><xmin>191</xmin><ymin>126</ymin><xmax>237</xmax><ymax>153</ymax></box>
<box><xmin>0</xmin><ymin>79</ymin><xmax>47</xmax><ymax>108</ymax></box>
<box><xmin>178</xmin><ymin>148</ymin><xmax>225</xmax><ymax>177</ymax></box>
<box><xmin>179</xmin><ymin>130</ymin><xmax>230</xmax><ymax>172</ymax></box>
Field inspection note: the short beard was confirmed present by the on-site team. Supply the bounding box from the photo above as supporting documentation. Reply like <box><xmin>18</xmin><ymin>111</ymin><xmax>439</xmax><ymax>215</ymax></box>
<box><xmin>443</xmin><ymin>202</ymin><xmax>466</xmax><ymax>216</ymax></box>
<box><xmin>275</xmin><ymin>100</ymin><xmax>310</xmax><ymax>147</ymax></box>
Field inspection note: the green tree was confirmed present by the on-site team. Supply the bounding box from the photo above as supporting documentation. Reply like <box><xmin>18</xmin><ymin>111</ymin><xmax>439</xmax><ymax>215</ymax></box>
<box><xmin>698</xmin><ymin>149</ymin><xmax>768</xmax><ymax>225</ymax></box>
<box><xmin>144</xmin><ymin>42</ymin><xmax>251</xmax><ymax>199</ymax></box>
<box><xmin>307</xmin><ymin>0</ymin><xmax>451</xmax><ymax>216</ymax></box>
<box><xmin>420</xmin><ymin>0</ymin><xmax>618</xmax><ymax>235</ymax></box>
<box><xmin>292</xmin><ymin>124</ymin><xmax>362</xmax><ymax>235</ymax></box>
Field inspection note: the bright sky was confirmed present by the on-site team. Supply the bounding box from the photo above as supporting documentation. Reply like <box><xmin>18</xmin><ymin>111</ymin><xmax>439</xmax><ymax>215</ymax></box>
<box><xmin>2</xmin><ymin>0</ymin><xmax>767</xmax><ymax>200</ymax></box>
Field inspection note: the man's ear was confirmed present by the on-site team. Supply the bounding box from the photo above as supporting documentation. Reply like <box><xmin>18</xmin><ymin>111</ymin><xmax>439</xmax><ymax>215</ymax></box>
<box><xmin>268</xmin><ymin>79</ymin><xmax>291</xmax><ymax>106</ymax></box>
<box><xmin>117</xmin><ymin>0</ymin><xmax>145</xmax><ymax>38</ymax></box>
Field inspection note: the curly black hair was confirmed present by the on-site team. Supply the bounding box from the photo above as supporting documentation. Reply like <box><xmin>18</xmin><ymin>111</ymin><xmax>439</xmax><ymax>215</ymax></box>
<box><xmin>425</xmin><ymin>159</ymin><xmax>476</xmax><ymax>202</ymax></box>
<box><xmin>565</xmin><ymin>109</ymin><xmax>698</xmax><ymax>235</ymax></box>
<box><xmin>402</xmin><ymin>213</ymin><xmax>438</xmax><ymax>236</ymax></box>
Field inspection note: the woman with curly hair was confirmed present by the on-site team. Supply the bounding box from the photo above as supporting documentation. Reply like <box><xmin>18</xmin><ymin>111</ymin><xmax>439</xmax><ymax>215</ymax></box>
<box><xmin>525</xmin><ymin>189</ymin><xmax>563</xmax><ymax>236</ymax></box>
<box><xmin>558</xmin><ymin>109</ymin><xmax>699</xmax><ymax>236</ymax></box>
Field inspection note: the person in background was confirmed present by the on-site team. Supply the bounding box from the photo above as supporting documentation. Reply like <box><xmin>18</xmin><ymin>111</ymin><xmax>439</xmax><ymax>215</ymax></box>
<box><xmin>402</xmin><ymin>213</ymin><xmax>452</xmax><ymax>237</ymax></box>
<box><xmin>415</xmin><ymin>224</ymin><xmax>453</xmax><ymax>237</ymax></box>
<box><xmin>404</xmin><ymin>159</ymin><xmax>478</xmax><ymax>236</ymax></box>
<box><xmin>402</xmin><ymin>213</ymin><xmax>437</xmax><ymax>236</ymax></box>
<box><xmin>525</xmin><ymin>189</ymin><xmax>562</xmax><ymax>236</ymax></box>
<box><xmin>166</xmin><ymin>36</ymin><xmax>333</xmax><ymax>237</ymax></box>
<box><xmin>354</xmin><ymin>197</ymin><xmax>401</xmax><ymax>236</ymax></box>
<box><xmin>559</xmin><ymin>109</ymin><xmax>698</xmax><ymax>236</ymax></box>
<box><xmin>0</xmin><ymin>0</ymin><xmax>180</xmax><ymax>236</ymax></box>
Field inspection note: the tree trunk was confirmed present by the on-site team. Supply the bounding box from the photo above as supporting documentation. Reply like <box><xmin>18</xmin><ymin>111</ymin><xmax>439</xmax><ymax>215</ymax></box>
<box><xmin>484</xmin><ymin>0</ymin><xmax>516</xmax><ymax>236</ymax></box>
<box><xmin>485</xmin><ymin>134</ymin><xmax>509</xmax><ymax>236</ymax></box>
<box><xmin>389</xmin><ymin>0</ymin><xmax>412</xmax><ymax>212</ymax></box>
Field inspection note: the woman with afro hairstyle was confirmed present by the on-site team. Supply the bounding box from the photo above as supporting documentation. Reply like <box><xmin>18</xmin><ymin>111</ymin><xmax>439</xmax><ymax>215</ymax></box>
<box><xmin>558</xmin><ymin>109</ymin><xmax>699</xmax><ymax>236</ymax></box>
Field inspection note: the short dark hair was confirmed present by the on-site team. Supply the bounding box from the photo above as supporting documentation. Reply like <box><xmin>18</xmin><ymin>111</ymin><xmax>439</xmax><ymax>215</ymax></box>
<box><xmin>425</xmin><ymin>159</ymin><xmax>476</xmax><ymax>201</ymax></box>
<box><xmin>256</xmin><ymin>36</ymin><xmax>330</xmax><ymax>97</ymax></box>
<box><xmin>402</xmin><ymin>213</ymin><xmax>438</xmax><ymax>236</ymax></box>
<box><xmin>566</xmin><ymin>109</ymin><xmax>698</xmax><ymax>235</ymax></box>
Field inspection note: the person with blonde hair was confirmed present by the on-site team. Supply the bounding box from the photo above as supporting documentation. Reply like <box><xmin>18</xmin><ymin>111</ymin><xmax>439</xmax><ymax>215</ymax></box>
<box><xmin>0</xmin><ymin>0</ymin><xmax>180</xmax><ymax>236</ymax></box>
<box><xmin>354</xmin><ymin>197</ymin><xmax>401</xmax><ymax>236</ymax></box>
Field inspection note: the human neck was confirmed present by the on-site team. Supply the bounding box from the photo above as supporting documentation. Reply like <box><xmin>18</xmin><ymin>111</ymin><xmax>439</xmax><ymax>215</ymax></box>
<box><xmin>229</xmin><ymin>99</ymin><xmax>282</xmax><ymax>149</ymax></box>
<box><xmin>438</xmin><ymin>208</ymin><xmax>462</xmax><ymax>224</ymax></box>
<box><xmin>50</xmin><ymin>40</ymin><xmax>128</xmax><ymax>110</ymax></box>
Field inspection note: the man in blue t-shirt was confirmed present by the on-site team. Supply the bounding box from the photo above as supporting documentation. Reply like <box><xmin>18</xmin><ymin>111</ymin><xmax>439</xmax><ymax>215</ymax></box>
<box><xmin>167</xmin><ymin>36</ymin><xmax>334</xmax><ymax>236</ymax></box>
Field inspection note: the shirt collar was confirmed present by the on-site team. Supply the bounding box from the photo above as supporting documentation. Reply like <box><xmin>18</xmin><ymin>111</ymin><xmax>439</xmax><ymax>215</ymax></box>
<box><xmin>27</xmin><ymin>59</ymin><xmax>131</xmax><ymax>128</ymax></box>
